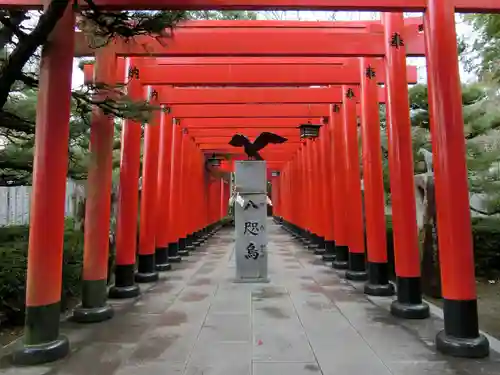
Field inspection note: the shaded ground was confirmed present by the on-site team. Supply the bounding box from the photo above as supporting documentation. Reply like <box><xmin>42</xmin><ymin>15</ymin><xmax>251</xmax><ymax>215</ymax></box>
<box><xmin>477</xmin><ymin>281</ymin><xmax>500</xmax><ymax>340</ymax></box>
<box><xmin>0</xmin><ymin>223</ymin><xmax>499</xmax><ymax>375</ymax></box>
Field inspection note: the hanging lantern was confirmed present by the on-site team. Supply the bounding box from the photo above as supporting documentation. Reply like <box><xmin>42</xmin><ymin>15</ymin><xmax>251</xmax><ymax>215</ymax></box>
<box><xmin>271</xmin><ymin>171</ymin><xmax>280</xmax><ymax>177</ymax></box>
<box><xmin>207</xmin><ymin>153</ymin><xmax>222</xmax><ymax>167</ymax></box>
<box><xmin>298</xmin><ymin>121</ymin><xmax>322</xmax><ymax>140</ymax></box>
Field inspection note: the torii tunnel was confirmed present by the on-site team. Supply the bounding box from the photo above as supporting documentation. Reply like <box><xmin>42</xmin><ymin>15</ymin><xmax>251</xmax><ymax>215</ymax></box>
<box><xmin>2</xmin><ymin>0</ymin><xmax>500</xmax><ymax>368</ymax></box>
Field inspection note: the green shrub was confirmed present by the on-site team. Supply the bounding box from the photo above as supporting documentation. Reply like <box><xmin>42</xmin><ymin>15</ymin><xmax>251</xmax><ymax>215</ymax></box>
<box><xmin>0</xmin><ymin>220</ymin><xmax>84</xmax><ymax>326</ymax></box>
<box><xmin>471</xmin><ymin>217</ymin><xmax>500</xmax><ymax>279</ymax></box>
<box><xmin>384</xmin><ymin>215</ymin><xmax>500</xmax><ymax>280</ymax></box>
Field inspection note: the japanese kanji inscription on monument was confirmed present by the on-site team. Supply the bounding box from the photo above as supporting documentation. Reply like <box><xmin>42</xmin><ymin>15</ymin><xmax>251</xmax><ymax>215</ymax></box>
<box><xmin>234</xmin><ymin>161</ymin><xmax>269</xmax><ymax>282</ymax></box>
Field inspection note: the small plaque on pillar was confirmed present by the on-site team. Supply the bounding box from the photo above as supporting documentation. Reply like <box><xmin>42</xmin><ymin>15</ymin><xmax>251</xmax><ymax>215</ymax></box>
<box><xmin>234</xmin><ymin>161</ymin><xmax>269</xmax><ymax>283</ymax></box>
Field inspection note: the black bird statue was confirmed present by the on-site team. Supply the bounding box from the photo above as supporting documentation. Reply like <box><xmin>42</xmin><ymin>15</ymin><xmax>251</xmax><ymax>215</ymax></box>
<box><xmin>229</xmin><ymin>132</ymin><xmax>288</xmax><ymax>160</ymax></box>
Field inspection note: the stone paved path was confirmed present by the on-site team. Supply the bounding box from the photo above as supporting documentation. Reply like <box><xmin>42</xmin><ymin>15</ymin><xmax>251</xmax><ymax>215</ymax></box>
<box><xmin>2</xmin><ymin>221</ymin><xmax>500</xmax><ymax>375</ymax></box>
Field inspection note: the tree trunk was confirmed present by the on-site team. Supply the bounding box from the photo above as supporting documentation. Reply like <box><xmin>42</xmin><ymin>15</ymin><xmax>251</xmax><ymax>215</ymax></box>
<box><xmin>419</xmin><ymin>175</ymin><xmax>442</xmax><ymax>298</ymax></box>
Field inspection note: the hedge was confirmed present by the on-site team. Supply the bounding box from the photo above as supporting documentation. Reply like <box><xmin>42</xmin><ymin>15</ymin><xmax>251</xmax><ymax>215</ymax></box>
<box><xmin>385</xmin><ymin>215</ymin><xmax>500</xmax><ymax>281</ymax></box>
<box><xmin>0</xmin><ymin>220</ymin><xmax>114</xmax><ymax>327</ymax></box>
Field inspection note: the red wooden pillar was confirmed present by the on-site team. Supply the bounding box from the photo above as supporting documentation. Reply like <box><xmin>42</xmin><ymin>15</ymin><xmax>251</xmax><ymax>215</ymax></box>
<box><xmin>272</xmin><ymin>175</ymin><xmax>280</xmax><ymax>219</ymax></box>
<box><xmin>320</xmin><ymin>117</ymin><xmax>336</xmax><ymax>262</ymax></box>
<box><xmin>425</xmin><ymin>3</ymin><xmax>489</xmax><ymax>357</ymax></box>
<box><xmin>136</xmin><ymin>87</ymin><xmax>161</xmax><ymax>283</ymax></box>
<box><xmin>155</xmin><ymin>109</ymin><xmax>174</xmax><ymax>270</ymax></box>
<box><xmin>300</xmin><ymin>141</ymin><xmax>314</xmax><ymax>247</ymax></box>
<box><xmin>223</xmin><ymin>179</ymin><xmax>230</xmax><ymax>218</ymax></box>
<box><xmin>311</xmin><ymin>139</ymin><xmax>326</xmax><ymax>253</ymax></box>
<box><xmin>109</xmin><ymin>58</ymin><xmax>143</xmax><ymax>299</ymax></box>
<box><xmin>175</xmin><ymin>129</ymin><xmax>190</xmax><ymax>256</ymax></box>
<box><xmin>342</xmin><ymin>86</ymin><xmax>368</xmax><ymax>281</ymax></box>
<box><xmin>383</xmin><ymin>13</ymin><xmax>429</xmax><ymax>319</ymax></box>
<box><xmin>167</xmin><ymin>123</ymin><xmax>183</xmax><ymax>261</ymax></box>
<box><xmin>185</xmin><ymin>140</ymin><xmax>199</xmax><ymax>248</ymax></box>
<box><xmin>72</xmin><ymin>48</ymin><xmax>116</xmax><ymax>323</ymax></box>
<box><xmin>331</xmin><ymin>104</ymin><xmax>349</xmax><ymax>269</ymax></box>
<box><xmin>13</xmin><ymin>3</ymin><xmax>74</xmax><ymax>365</ymax></box>
<box><xmin>360</xmin><ymin>58</ymin><xmax>395</xmax><ymax>296</ymax></box>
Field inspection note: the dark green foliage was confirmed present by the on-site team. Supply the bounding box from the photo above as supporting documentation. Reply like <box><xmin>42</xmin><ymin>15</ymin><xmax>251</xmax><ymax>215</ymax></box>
<box><xmin>470</xmin><ymin>217</ymin><xmax>500</xmax><ymax>279</ymax></box>
<box><xmin>0</xmin><ymin>220</ymin><xmax>112</xmax><ymax>327</ymax></box>
<box><xmin>384</xmin><ymin>215</ymin><xmax>500</xmax><ymax>284</ymax></box>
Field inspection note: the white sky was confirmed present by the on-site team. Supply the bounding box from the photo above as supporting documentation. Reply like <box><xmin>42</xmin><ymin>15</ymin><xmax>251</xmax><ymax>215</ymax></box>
<box><xmin>70</xmin><ymin>11</ymin><xmax>477</xmax><ymax>88</ymax></box>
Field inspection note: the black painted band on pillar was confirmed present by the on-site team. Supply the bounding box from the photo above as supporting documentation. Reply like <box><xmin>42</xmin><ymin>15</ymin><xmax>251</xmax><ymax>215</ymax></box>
<box><xmin>135</xmin><ymin>254</ymin><xmax>159</xmax><ymax>283</ymax></box>
<box><xmin>346</xmin><ymin>252</ymin><xmax>368</xmax><ymax>281</ymax></box>
<box><xmin>109</xmin><ymin>264</ymin><xmax>140</xmax><ymax>299</ymax></box>
<box><xmin>155</xmin><ymin>247</ymin><xmax>172</xmax><ymax>271</ymax></box>
<box><xmin>390</xmin><ymin>276</ymin><xmax>429</xmax><ymax>319</ymax></box>
<box><xmin>364</xmin><ymin>262</ymin><xmax>395</xmax><ymax>296</ymax></box>
<box><xmin>333</xmin><ymin>245</ymin><xmax>349</xmax><ymax>270</ymax></box>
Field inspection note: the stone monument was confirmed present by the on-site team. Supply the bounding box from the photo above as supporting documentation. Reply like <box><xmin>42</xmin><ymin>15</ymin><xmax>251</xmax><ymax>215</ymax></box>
<box><xmin>234</xmin><ymin>160</ymin><xmax>269</xmax><ymax>282</ymax></box>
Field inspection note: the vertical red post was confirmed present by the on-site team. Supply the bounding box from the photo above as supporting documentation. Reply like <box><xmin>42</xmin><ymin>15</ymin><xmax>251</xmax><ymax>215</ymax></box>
<box><xmin>360</xmin><ymin>58</ymin><xmax>395</xmax><ymax>296</ymax></box>
<box><xmin>310</xmin><ymin>139</ymin><xmax>326</xmax><ymax>254</ymax></box>
<box><xmin>320</xmin><ymin>117</ymin><xmax>336</xmax><ymax>262</ymax></box>
<box><xmin>302</xmin><ymin>144</ymin><xmax>315</xmax><ymax>245</ymax></box>
<box><xmin>176</xmin><ymin>129</ymin><xmax>190</xmax><ymax>256</ymax></box>
<box><xmin>13</xmin><ymin>3</ymin><xmax>74</xmax><ymax>365</ymax></box>
<box><xmin>425</xmin><ymin>3</ymin><xmax>489</xmax><ymax>357</ymax></box>
<box><xmin>383</xmin><ymin>13</ymin><xmax>429</xmax><ymax>318</ymax></box>
<box><xmin>109</xmin><ymin>58</ymin><xmax>142</xmax><ymax>299</ymax></box>
<box><xmin>331</xmin><ymin>104</ymin><xmax>349</xmax><ymax>269</ymax></box>
<box><xmin>167</xmin><ymin>122</ymin><xmax>183</xmax><ymax>262</ymax></box>
<box><xmin>73</xmin><ymin>48</ymin><xmax>116</xmax><ymax>323</ymax></box>
<box><xmin>136</xmin><ymin>86</ymin><xmax>161</xmax><ymax>283</ymax></box>
<box><xmin>185</xmin><ymin>140</ymin><xmax>199</xmax><ymax>250</ymax></box>
<box><xmin>342</xmin><ymin>86</ymin><xmax>368</xmax><ymax>281</ymax></box>
<box><xmin>155</xmin><ymin>109</ymin><xmax>174</xmax><ymax>270</ymax></box>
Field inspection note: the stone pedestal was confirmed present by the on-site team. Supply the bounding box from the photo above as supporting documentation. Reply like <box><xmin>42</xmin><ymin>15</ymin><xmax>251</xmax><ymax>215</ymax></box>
<box><xmin>234</xmin><ymin>161</ymin><xmax>269</xmax><ymax>283</ymax></box>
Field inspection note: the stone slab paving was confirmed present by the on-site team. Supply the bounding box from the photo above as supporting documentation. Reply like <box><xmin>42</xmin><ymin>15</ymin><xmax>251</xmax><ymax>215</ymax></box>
<box><xmin>1</xmin><ymin>221</ymin><xmax>500</xmax><ymax>375</ymax></box>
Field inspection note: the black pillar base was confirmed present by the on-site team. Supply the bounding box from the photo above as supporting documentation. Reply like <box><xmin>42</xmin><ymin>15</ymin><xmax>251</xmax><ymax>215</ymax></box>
<box><xmin>314</xmin><ymin>235</ymin><xmax>326</xmax><ymax>249</ymax></box>
<box><xmin>135</xmin><ymin>254</ymin><xmax>159</xmax><ymax>283</ymax></box>
<box><xmin>346</xmin><ymin>252</ymin><xmax>368</xmax><ymax>281</ymax></box>
<box><xmin>168</xmin><ymin>242</ymin><xmax>182</xmax><ymax>263</ymax></box>
<box><xmin>72</xmin><ymin>279</ymin><xmax>114</xmax><ymax>323</ymax></box>
<box><xmin>332</xmin><ymin>245</ymin><xmax>349</xmax><ymax>269</ymax></box>
<box><xmin>346</xmin><ymin>270</ymin><xmax>368</xmax><ymax>281</ymax></box>
<box><xmin>364</xmin><ymin>282</ymin><xmax>395</xmax><ymax>296</ymax></box>
<box><xmin>155</xmin><ymin>247</ymin><xmax>172</xmax><ymax>272</ymax></box>
<box><xmin>332</xmin><ymin>260</ymin><xmax>349</xmax><ymax>270</ymax></box>
<box><xmin>178</xmin><ymin>238</ymin><xmax>190</xmax><ymax>257</ymax></box>
<box><xmin>435</xmin><ymin>299</ymin><xmax>489</xmax><ymax>358</ymax></box>
<box><xmin>109</xmin><ymin>265</ymin><xmax>140</xmax><ymax>299</ymax></box>
<box><xmin>135</xmin><ymin>271</ymin><xmax>159</xmax><ymax>283</ymax></box>
<box><xmin>322</xmin><ymin>240</ymin><xmax>336</xmax><ymax>262</ymax></box>
<box><xmin>109</xmin><ymin>284</ymin><xmax>141</xmax><ymax>299</ymax></box>
<box><xmin>12</xmin><ymin>336</ymin><xmax>70</xmax><ymax>366</ymax></box>
<box><xmin>364</xmin><ymin>262</ymin><xmax>394</xmax><ymax>296</ymax></box>
<box><xmin>390</xmin><ymin>276</ymin><xmax>429</xmax><ymax>319</ymax></box>
<box><xmin>436</xmin><ymin>331</ymin><xmax>489</xmax><ymax>359</ymax></box>
<box><xmin>72</xmin><ymin>305</ymin><xmax>114</xmax><ymax>324</ymax></box>
<box><xmin>322</xmin><ymin>253</ymin><xmax>336</xmax><ymax>262</ymax></box>
<box><xmin>13</xmin><ymin>301</ymin><xmax>69</xmax><ymax>365</ymax></box>
<box><xmin>307</xmin><ymin>243</ymin><xmax>318</xmax><ymax>250</ymax></box>
<box><xmin>391</xmin><ymin>300</ymin><xmax>430</xmax><ymax>319</ymax></box>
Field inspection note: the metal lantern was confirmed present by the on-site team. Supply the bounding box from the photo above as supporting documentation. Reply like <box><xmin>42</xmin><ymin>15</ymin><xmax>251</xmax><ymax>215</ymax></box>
<box><xmin>207</xmin><ymin>153</ymin><xmax>222</xmax><ymax>167</ymax></box>
<box><xmin>298</xmin><ymin>122</ymin><xmax>322</xmax><ymax>140</ymax></box>
<box><xmin>271</xmin><ymin>171</ymin><xmax>280</xmax><ymax>177</ymax></box>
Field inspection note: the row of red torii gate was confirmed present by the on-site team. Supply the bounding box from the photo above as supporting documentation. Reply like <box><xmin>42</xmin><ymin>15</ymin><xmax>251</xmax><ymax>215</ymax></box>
<box><xmin>3</xmin><ymin>0</ymin><xmax>500</xmax><ymax>367</ymax></box>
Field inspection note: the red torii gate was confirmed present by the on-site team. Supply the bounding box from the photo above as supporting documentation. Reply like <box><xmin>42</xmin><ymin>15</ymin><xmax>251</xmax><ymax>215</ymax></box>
<box><xmin>0</xmin><ymin>0</ymin><xmax>496</xmax><ymax>365</ymax></box>
<box><xmin>1</xmin><ymin>0</ymin><xmax>498</xmax><ymax>12</ymax></box>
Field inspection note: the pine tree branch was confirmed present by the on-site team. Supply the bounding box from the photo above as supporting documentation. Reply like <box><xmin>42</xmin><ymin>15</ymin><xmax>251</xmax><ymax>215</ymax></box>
<box><xmin>0</xmin><ymin>0</ymin><xmax>71</xmax><ymax>109</ymax></box>
<box><xmin>0</xmin><ymin>10</ymin><xmax>28</xmax><ymax>49</ymax></box>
